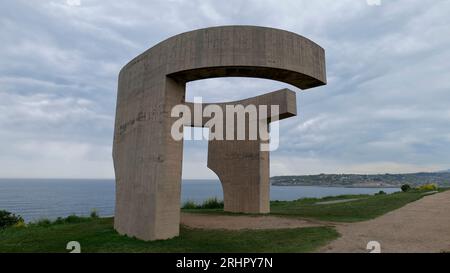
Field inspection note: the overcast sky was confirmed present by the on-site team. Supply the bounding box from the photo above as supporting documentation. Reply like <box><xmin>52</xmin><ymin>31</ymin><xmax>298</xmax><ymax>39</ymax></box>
<box><xmin>1</xmin><ymin>0</ymin><xmax>450</xmax><ymax>179</ymax></box>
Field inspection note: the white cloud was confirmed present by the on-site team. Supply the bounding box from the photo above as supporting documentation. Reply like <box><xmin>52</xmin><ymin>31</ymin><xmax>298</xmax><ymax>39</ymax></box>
<box><xmin>270</xmin><ymin>156</ymin><xmax>445</xmax><ymax>176</ymax></box>
<box><xmin>0</xmin><ymin>92</ymin><xmax>111</xmax><ymax>125</ymax></box>
<box><xmin>66</xmin><ymin>0</ymin><xmax>81</xmax><ymax>7</ymax></box>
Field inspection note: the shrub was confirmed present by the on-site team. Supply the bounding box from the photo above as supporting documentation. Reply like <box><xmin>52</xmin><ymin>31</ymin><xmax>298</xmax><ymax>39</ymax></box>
<box><xmin>401</xmin><ymin>184</ymin><xmax>411</xmax><ymax>192</ymax></box>
<box><xmin>90</xmin><ymin>209</ymin><xmax>99</xmax><ymax>218</ymax></box>
<box><xmin>30</xmin><ymin>214</ymin><xmax>95</xmax><ymax>227</ymax></box>
<box><xmin>0</xmin><ymin>210</ymin><xmax>24</xmax><ymax>229</ymax></box>
<box><xmin>182</xmin><ymin>200</ymin><xmax>198</xmax><ymax>209</ymax></box>
<box><xmin>182</xmin><ymin>198</ymin><xmax>224</xmax><ymax>209</ymax></box>
<box><xmin>35</xmin><ymin>218</ymin><xmax>52</xmax><ymax>227</ymax></box>
<box><xmin>53</xmin><ymin>217</ymin><xmax>65</xmax><ymax>225</ymax></box>
<box><xmin>13</xmin><ymin>219</ymin><xmax>26</xmax><ymax>228</ymax></box>
<box><xmin>200</xmin><ymin>197</ymin><xmax>224</xmax><ymax>209</ymax></box>
<box><xmin>417</xmin><ymin>183</ymin><xmax>438</xmax><ymax>191</ymax></box>
<box><xmin>375</xmin><ymin>191</ymin><xmax>386</xmax><ymax>196</ymax></box>
<box><xmin>65</xmin><ymin>214</ymin><xmax>84</xmax><ymax>223</ymax></box>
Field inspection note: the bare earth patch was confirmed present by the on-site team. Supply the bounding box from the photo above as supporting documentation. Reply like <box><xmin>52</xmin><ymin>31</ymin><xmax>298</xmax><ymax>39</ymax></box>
<box><xmin>182</xmin><ymin>190</ymin><xmax>450</xmax><ymax>252</ymax></box>
<box><xmin>320</xmin><ymin>190</ymin><xmax>450</xmax><ymax>253</ymax></box>
<box><xmin>181</xmin><ymin>213</ymin><xmax>327</xmax><ymax>230</ymax></box>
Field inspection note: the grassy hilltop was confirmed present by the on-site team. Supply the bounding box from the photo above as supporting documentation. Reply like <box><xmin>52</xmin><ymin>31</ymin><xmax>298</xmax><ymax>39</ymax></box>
<box><xmin>1</xmin><ymin>188</ymin><xmax>446</xmax><ymax>253</ymax></box>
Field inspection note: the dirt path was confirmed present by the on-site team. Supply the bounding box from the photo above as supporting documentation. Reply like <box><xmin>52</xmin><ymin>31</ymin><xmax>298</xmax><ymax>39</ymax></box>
<box><xmin>320</xmin><ymin>190</ymin><xmax>450</xmax><ymax>253</ymax></box>
<box><xmin>181</xmin><ymin>213</ymin><xmax>328</xmax><ymax>230</ymax></box>
<box><xmin>181</xmin><ymin>190</ymin><xmax>450</xmax><ymax>252</ymax></box>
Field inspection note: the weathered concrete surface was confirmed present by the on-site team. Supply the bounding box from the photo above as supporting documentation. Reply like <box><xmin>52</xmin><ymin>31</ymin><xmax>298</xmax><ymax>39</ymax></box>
<box><xmin>113</xmin><ymin>26</ymin><xmax>326</xmax><ymax>241</ymax></box>
<box><xmin>186</xmin><ymin>89</ymin><xmax>296</xmax><ymax>213</ymax></box>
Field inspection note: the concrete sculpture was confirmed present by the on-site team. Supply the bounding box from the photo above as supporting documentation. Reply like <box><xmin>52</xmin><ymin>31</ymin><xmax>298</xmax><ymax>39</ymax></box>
<box><xmin>113</xmin><ymin>26</ymin><xmax>326</xmax><ymax>241</ymax></box>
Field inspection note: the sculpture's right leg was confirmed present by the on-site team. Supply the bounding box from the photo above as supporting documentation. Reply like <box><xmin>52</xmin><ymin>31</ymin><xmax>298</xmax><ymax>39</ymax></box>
<box><xmin>113</xmin><ymin>75</ymin><xmax>185</xmax><ymax>241</ymax></box>
<box><xmin>208</xmin><ymin>139</ymin><xmax>270</xmax><ymax>214</ymax></box>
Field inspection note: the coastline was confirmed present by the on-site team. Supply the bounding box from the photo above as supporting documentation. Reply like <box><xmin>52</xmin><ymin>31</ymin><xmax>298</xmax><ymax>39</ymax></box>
<box><xmin>271</xmin><ymin>184</ymin><xmax>400</xmax><ymax>188</ymax></box>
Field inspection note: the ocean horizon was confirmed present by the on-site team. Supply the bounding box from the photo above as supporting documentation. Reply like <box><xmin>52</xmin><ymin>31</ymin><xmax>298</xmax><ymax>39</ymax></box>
<box><xmin>0</xmin><ymin>178</ymin><xmax>400</xmax><ymax>222</ymax></box>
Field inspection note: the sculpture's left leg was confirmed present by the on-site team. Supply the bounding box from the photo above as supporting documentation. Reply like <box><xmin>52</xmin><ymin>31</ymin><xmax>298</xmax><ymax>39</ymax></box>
<box><xmin>113</xmin><ymin>77</ymin><xmax>186</xmax><ymax>241</ymax></box>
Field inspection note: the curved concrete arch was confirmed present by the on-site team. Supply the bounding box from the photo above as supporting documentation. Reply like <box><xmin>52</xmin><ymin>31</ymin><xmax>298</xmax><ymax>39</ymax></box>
<box><xmin>119</xmin><ymin>25</ymin><xmax>326</xmax><ymax>89</ymax></box>
<box><xmin>113</xmin><ymin>26</ymin><xmax>326</xmax><ymax>240</ymax></box>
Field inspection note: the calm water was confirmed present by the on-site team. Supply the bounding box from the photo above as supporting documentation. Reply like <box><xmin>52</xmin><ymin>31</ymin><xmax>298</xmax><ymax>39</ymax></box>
<box><xmin>0</xmin><ymin>179</ymin><xmax>399</xmax><ymax>222</ymax></box>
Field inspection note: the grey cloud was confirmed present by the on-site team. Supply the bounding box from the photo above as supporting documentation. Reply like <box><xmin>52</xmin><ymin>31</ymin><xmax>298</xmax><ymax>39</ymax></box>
<box><xmin>1</xmin><ymin>0</ymin><xmax>450</xmax><ymax>178</ymax></box>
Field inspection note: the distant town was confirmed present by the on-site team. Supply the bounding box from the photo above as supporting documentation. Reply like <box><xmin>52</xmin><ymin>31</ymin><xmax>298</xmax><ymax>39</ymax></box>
<box><xmin>271</xmin><ymin>170</ymin><xmax>450</xmax><ymax>188</ymax></box>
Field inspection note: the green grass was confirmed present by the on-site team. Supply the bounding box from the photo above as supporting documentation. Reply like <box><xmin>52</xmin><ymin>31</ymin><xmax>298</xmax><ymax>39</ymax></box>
<box><xmin>182</xmin><ymin>197</ymin><xmax>224</xmax><ymax>209</ymax></box>
<box><xmin>184</xmin><ymin>189</ymin><xmax>450</xmax><ymax>222</ymax></box>
<box><xmin>270</xmin><ymin>192</ymin><xmax>423</xmax><ymax>222</ymax></box>
<box><xmin>0</xmin><ymin>217</ymin><xmax>338</xmax><ymax>253</ymax></box>
<box><xmin>2</xmin><ymin>188</ymin><xmax>447</xmax><ymax>253</ymax></box>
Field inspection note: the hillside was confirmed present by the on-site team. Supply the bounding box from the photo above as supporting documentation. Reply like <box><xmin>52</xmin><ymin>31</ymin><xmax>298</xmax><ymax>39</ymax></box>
<box><xmin>271</xmin><ymin>172</ymin><xmax>450</xmax><ymax>188</ymax></box>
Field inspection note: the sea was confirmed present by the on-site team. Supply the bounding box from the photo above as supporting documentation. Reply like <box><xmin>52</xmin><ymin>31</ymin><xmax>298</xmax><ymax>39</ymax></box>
<box><xmin>0</xmin><ymin>179</ymin><xmax>399</xmax><ymax>222</ymax></box>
